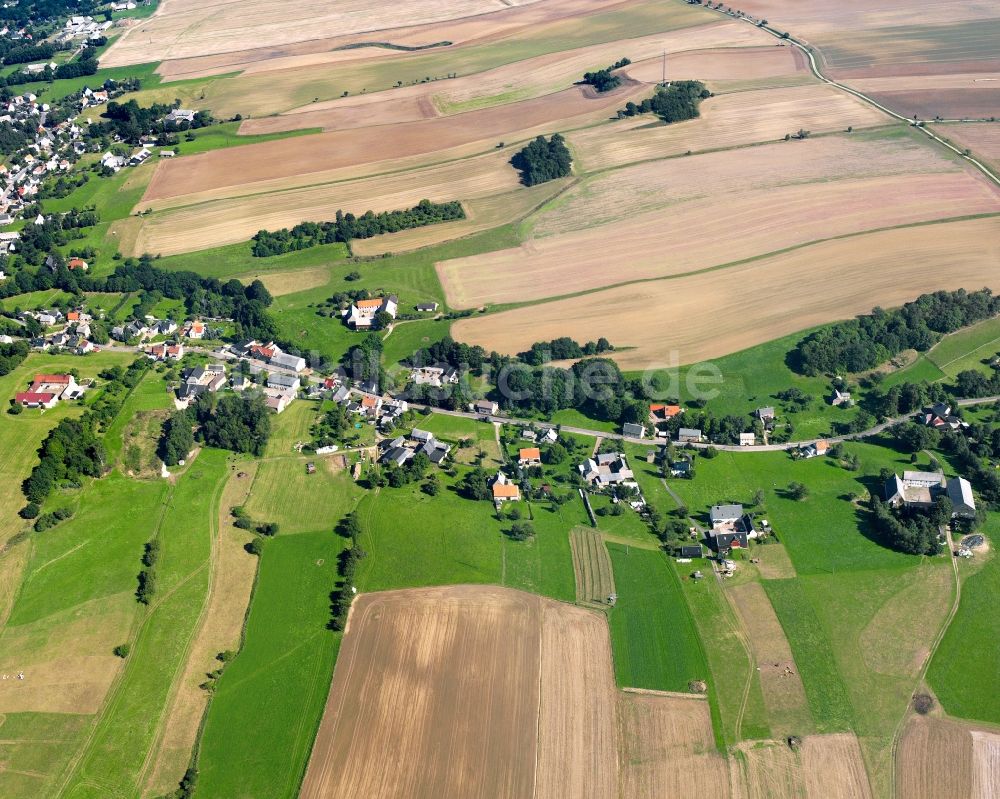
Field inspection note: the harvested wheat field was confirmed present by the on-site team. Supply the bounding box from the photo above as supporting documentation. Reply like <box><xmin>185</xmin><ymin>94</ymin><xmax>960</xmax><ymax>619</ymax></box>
<box><xmin>933</xmin><ymin>123</ymin><xmax>1000</xmax><ymax>171</ymax></box>
<box><xmin>865</xmin><ymin>89</ymin><xmax>1000</xmax><ymax>121</ymax></box>
<box><xmin>144</xmin><ymin>81</ymin><xmax>640</xmax><ymax>203</ymax></box>
<box><xmin>971</xmin><ymin>730</ymin><xmax>1000</xmax><ymax>798</ymax></box>
<box><xmin>568</xmin><ymin>84</ymin><xmax>889</xmax><ymax>172</ymax></box>
<box><xmin>897</xmin><ymin>715</ymin><xmax>976</xmax><ymax>799</ymax></box>
<box><xmin>626</xmin><ymin>44</ymin><xmax>806</xmax><ymax>83</ymax></box>
<box><xmin>133</xmin><ymin>149</ymin><xmax>524</xmax><ymax>255</ymax></box>
<box><xmin>301</xmin><ymin>584</ymin><xmax>738</xmax><ymax>799</ymax></box>
<box><xmin>451</xmin><ymin>217</ymin><xmax>1000</xmax><ymax>369</ymax></box>
<box><xmin>148</xmin><ymin>0</ymin><xmax>641</xmax><ymax>80</ymax></box>
<box><xmin>570</xmin><ymin>528</ymin><xmax>616</xmax><ymax>607</ymax></box>
<box><xmin>618</xmin><ymin>691</ymin><xmax>730</xmax><ymax>797</ymax></box>
<box><xmin>528</xmin><ymin>133</ymin><xmax>987</xmax><ymax>239</ymax></box>
<box><xmin>440</xmin><ymin>166</ymin><xmax>1000</xmax><ymax>309</ymax></box>
<box><xmin>728</xmin><ymin>583</ymin><xmax>811</xmax><ymax>737</ymax></box>
<box><xmin>101</xmin><ymin>0</ymin><xmax>548</xmax><ymax>67</ymax></box>
<box><xmin>733</xmin><ymin>734</ymin><xmax>872</xmax><ymax>799</ymax></box>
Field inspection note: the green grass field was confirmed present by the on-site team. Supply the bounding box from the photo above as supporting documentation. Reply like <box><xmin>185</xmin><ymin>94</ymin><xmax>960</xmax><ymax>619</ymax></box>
<box><xmin>195</xmin><ymin>530</ymin><xmax>347</xmax><ymax>799</ymax></box>
<box><xmin>926</xmin><ymin>315</ymin><xmax>1000</xmax><ymax>379</ymax></box>
<box><xmin>606</xmin><ymin>543</ymin><xmax>709</xmax><ymax>694</ymax></box>
<box><xmin>928</xmin><ymin>519</ymin><xmax>1000</xmax><ymax>724</ymax></box>
<box><xmin>245</xmin><ymin>459</ymin><xmax>364</xmax><ymax>536</ymax></box>
<box><xmin>156</xmin><ymin>241</ymin><xmax>349</xmax><ymax>280</ymax></box>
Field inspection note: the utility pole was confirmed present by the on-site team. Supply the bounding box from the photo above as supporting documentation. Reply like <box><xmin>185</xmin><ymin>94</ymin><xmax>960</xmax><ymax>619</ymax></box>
<box><xmin>662</xmin><ymin>50</ymin><xmax>666</xmax><ymax>85</ymax></box>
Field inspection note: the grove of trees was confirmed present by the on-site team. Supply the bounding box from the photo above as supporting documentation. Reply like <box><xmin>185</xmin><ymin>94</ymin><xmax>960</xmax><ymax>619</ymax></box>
<box><xmin>510</xmin><ymin>134</ymin><xmax>572</xmax><ymax>186</ymax></box>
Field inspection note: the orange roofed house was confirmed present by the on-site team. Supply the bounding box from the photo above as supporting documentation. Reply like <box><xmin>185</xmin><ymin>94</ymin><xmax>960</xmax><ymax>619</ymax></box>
<box><xmin>346</xmin><ymin>295</ymin><xmax>398</xmax><ymax>329</ymax></box>
<box><xmin>491</xmin><ymin>472</ymin><xmax>520</xmax><ymax>505</ymax></box>
<box><xmin>649</xmin><ymin>404</ymin><xmax>683</xmax><ymax>423</ymax></box>
<box><xmin>15</xmin><ymin>373</ymin><xmax>76</xmax><ymax>408</ymax></box>
<box><xmin>518</xmin><ymin>447</ymin><xmax>542</xmax><ymax>467</ymax></box>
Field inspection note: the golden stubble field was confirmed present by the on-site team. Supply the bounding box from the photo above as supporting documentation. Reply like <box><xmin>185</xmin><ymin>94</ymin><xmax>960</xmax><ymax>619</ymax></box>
<box><xmin>299</xmin><ymin>585</ymin><xmax>728</xmax><ymax>799</ymax></box>
<box><xmin>896</xmin><ymin>714</ymin><xmax>1000</xmax><ymax>799</ymax></box>
<box><xmin>438</xmin><ymin>133</ymin><xmax>1000</xmax><ymax>309</ymax></box>
<box><xmin>450</xmin><ymin>217</ymin><xmax>1000</xmax><ymax>369</ymax></box>
<box><xmin>102</xmin><ymin>0</ymin><xmax>549</xmax><ymax>67</ymax></box>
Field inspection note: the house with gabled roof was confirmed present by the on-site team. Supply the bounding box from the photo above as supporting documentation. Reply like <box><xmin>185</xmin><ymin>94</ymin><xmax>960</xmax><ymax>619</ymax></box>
<box><xmin>519</xmin><ymin>447</ymin><xmax>541</xmax><ymax>467</ymax></box>
<box><xmin>708</xmin><ymin>503</ymin><xmax>757</xmax><ymax>550</ymax></box>
<box><xmin>649</xmin><ymin>403</ymin><xmax>683</xmax><ymax>423</ymax></box>
<box><xmin>491</xmin><ymin>472</ymin><xmax>520</xmax><ymax>505</ymax></box>
<box><xmin>346</xmin><ymin>295</ymin><xmax>398</xmax><ymax>329</ymax></box>
<box><xmin>579</xmin><ymin>453</ymin><xmax>634</xmax><ymax>487</ymax></box>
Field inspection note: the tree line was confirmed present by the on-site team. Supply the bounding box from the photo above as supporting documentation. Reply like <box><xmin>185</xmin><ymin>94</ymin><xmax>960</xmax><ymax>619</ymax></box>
<box><xmin>251</xmin><ymin>199</ymin><xmax>465</xmax><ymax>257</ymax></box>
<box><xmin>619</xmin><ymin>80</ymin><xmax>710</xmax><ymax>123</ymax></box>
<box><xmin>793</xmin><ymin>289</ymin><xmax>1000</xmax><ymax>376</ymax></box>
<box><xmin>519</xmin><ymin>336</ymin><xmax>614</xmax><ymax>365</ymax></box>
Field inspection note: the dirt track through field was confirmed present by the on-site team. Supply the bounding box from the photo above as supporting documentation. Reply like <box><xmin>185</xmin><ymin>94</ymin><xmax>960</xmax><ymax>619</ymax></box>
<box><xmin>451</xmin><ymin>217</ymin><xmax>1000</xmax><ymax>369</ymax></box>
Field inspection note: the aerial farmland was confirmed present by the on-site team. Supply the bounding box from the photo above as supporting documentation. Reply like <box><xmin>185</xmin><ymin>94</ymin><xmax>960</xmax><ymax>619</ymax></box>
<box><xmin>0</xmin><ymin>0</ymin><xmax>998</xmax><ymax>797</ymax></box>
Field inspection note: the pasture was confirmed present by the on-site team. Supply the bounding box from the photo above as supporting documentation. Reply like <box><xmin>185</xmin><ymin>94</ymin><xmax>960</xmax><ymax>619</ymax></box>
<box><xmin>606</xmin><ymin>543</ymin><xmax>708</xmax><ymax>693</ymax></box>
<box><xmin>195</xmin><ymin>529</ymin><xmax>348</xmax><ymax>799</ymax></box>
<box><xmin>451</xmin><ymin>217</ymin><xmax>1000</xmax><ymax>369</ymax></box>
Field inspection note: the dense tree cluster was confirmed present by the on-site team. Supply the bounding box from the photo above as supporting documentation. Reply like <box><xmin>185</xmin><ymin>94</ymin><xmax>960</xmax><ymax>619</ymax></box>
<box><xmin>519</xmin><ymin>336</ymin><xmax>614</xmax><ymax>365</ymax></box>
<box><xmin>88</xmin><ymin>99</ymin><xmax>212</xmax><ymax>144</ymax></box>
<box><xmin>157</xmin><ymin>412</ymin><xmax>194</xmax><ymax>466</ymax></box>
<box><xmin>329</xmin><ymin>513</ymin><xmax>366</xmax><ymax>630</ymax></box>
<box><xmin>251</xmin><ymin>200</ymin><xmax>465</xmax><ymax>256</ymax></box>
<box><xmin>0</xmin><ymin>340</ymin><xmax>29</xmax><ymax>377</ymax></box>
<box><xmin>793</xmin><ymin>289</ymin><xmax>1000</xmax><ymax>376</ymax></box>
<box><xmin>581</xmin><ymin>57</ymin><xmax>630</xmax><ymax>92</ymax></box>
<box><xmin>190</xmin><ymin>393</ymin><xmax>272</xmax><ymax>456</ymax></box>
<box><xmin>940</xmin><ymin>426</ymin><xmax>1000</xmax><ymax>508</ymax></box>
<box><xmin>869</xmin><ymin>496</ymin><xmax>947</xmax><ymax>555</ymax></box>
<box><xmin>0</xmin><ymin>118</ymin><xmax>35</xmax><ymax>155</ymax></box>
<box><xmin>510</xmin><ymin>134</ymin><xmax>572</xmax><ymax>186</ymax></box>
<box><xmin>619</xmin><ymin>80</ymin><xmax>709</xmax><ymax>122</ymax></box>
<box><xmin>22</xmin><ymin>418</ymin><xmax>105</xmax><ymax>503</ymax></box>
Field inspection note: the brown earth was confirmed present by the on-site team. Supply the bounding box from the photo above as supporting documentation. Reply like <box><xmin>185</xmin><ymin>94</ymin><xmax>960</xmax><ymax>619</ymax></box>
<box><xmin>728</xmin><ymin>582</ymin><xmax>812</xmax><ymax>737</ymax></box>
<box><xmin>142</xmin><ymin>80</ymin><xmax>642</xmax><ymax>203</ymax></box>
<box><xmin>971</xmin><ymin>730</ymin><xmax>1000</xmax><ymax>798</ymax></box>
<box><xmin>300</xmin><ymin>584</ymin><xmax>734</xmax><ymax>799</ymax></box>
<box><xmin>733</xmin><ymin>734</ymin><xmax>873</xmax><ymax>799</ymax></box>
<box><xmin>865</xmin><ymin>89</ymin><xmax>1000</xmax><ymax>121</ymax></box>
<box><xmin>450</xmin><ymin>217</ymin><xmax>1000</xmax><ymax>369</ymax></box>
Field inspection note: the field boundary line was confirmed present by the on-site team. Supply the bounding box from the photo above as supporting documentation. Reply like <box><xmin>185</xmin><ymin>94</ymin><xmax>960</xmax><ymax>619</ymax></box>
<box><xmin>136</xmin><ymin>459</ymin><xmax>229</xmax><ymax>794</ymax></box>
<box><xmin>620</xmin><ymin>686</ymin><xmax>708</xmax><ymax>700</ymax></box>
<box><xmin>458</xmin><ymin>211</ymin><xmax>1000</xmax><ymax>316</ymax></box>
